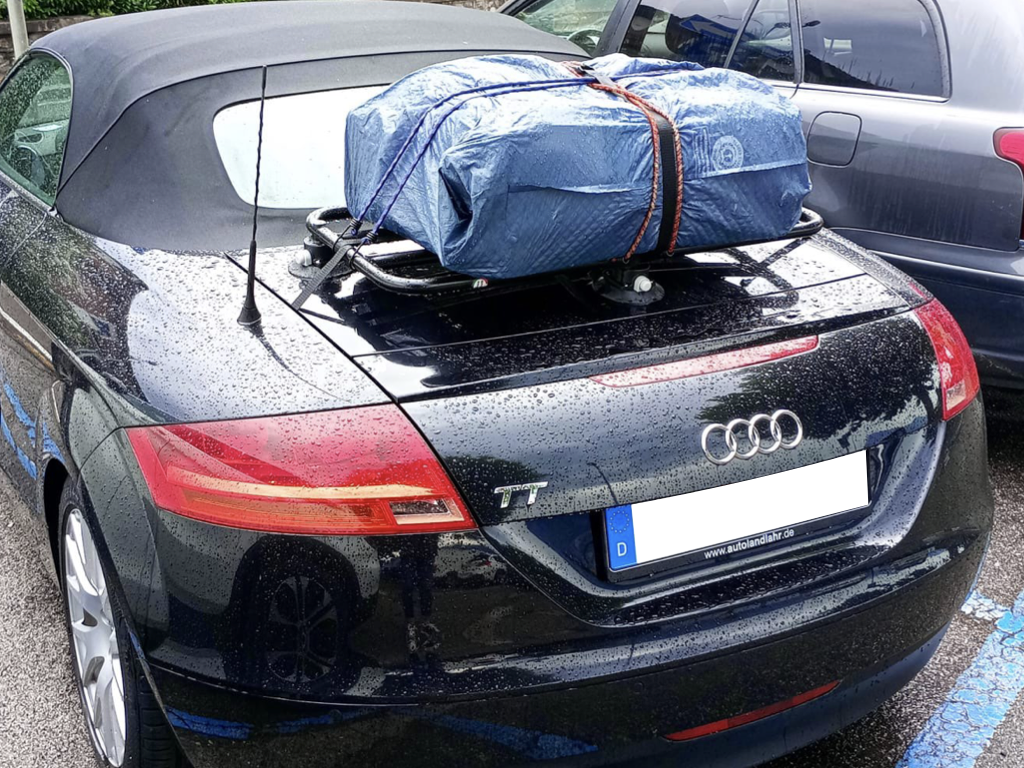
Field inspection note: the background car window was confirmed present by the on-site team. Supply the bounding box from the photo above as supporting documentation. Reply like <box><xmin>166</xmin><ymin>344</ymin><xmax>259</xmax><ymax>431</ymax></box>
<box><xmin>213</xmin><ymin>86</ymin><xmax>385</xmax><ymax>209</ymax></box>
<box><xmin>514</xmin><ymin>0</ymin><xmax>618</xmax><ymax>55</ymax></box>
<box><xmin>800</xmin><ymin>0</ymin><xmax>944</xmax><ymax>96</ymax></box>
<box><xmin>730</xmin><ymin>0</ymin><xmax>794</xmax><ymax>81</ymax></box>
<box><xmin>621</xmin><ymin>0</ymin><xmax>751</xmax><ymax>66</ymax></box>
<box><xmin>0</xmin><ymin>56</ymin><xmax>72</xmax><ymax>204</ymax></box>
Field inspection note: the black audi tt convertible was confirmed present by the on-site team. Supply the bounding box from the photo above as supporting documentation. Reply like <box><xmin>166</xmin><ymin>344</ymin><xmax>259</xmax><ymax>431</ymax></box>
<box><xmin>0</xmin><ymin>3</ymin><xmax>992</xmax><ymax>768</ymax></box>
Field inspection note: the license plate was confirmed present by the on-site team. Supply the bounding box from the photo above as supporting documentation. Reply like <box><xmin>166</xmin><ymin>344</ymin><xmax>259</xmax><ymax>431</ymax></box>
<box><xmin>604</xmin><ymin>451</ymin><xmax>868</xmax><ymax>572</ymax></box>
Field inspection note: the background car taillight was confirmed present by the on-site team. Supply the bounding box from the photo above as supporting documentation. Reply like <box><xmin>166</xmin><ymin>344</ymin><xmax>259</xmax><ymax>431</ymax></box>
<box><xmin>915</xmin><ymin>299</ymin><xmax>980</xmax><ymax>421</ymax></box>
<box><xmin>994</xmin><ymin>129</ymin><xmax>1024</xmax><ymax>240</ymax></box>
<box><xmin>126</xmin><ymin>405</ymin><xmax>476</xmax><ymax>535</ymax></box>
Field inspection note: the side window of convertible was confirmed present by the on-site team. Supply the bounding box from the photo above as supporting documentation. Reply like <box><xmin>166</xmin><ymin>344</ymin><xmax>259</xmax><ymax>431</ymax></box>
<box><xmin>0</xmin><ymin>55</ymin><xmax>72</xmax><ymax>205</ymax></box>
<box><xmin>514</xmin><ymin>0</ymin><xmax>619</xmax><ymax>55</ymax></box>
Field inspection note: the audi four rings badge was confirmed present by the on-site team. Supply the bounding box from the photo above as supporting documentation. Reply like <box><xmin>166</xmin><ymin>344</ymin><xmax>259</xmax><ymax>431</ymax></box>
<box><xmin>701</xmin><ymin>410</ymin><xmax>804</xmax><ymax>466</ymax></box>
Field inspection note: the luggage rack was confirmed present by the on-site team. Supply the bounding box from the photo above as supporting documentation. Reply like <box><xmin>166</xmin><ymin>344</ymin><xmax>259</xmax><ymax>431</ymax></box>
<box><xmin>294</xmin><ymin>206</ymin><xmax>825</xmax><ymax>301</ymax></box>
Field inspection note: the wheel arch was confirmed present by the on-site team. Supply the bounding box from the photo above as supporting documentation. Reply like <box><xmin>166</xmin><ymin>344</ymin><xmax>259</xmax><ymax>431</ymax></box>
<box><xmin>32</xmin><ymin>345</ymin><xmax>129</xmax><ymax>585</ymax></box>
<box><xmin>41</xmin><ymin>457</ymin><xmax>69</xmax><ymax>582</ymax></box>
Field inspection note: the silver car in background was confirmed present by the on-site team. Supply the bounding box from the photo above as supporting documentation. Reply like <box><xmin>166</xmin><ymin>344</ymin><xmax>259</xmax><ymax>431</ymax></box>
<box><xmin>505</xmin><ymin>0</ymin><xmax>1024</xmax><ymax>387</ymax></box>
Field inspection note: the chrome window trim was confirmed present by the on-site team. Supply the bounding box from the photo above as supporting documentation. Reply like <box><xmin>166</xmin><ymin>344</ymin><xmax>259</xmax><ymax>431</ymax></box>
<box><xmin>796</xmin><ymin>82</ymin><xmax>950</xmax><ymax>104</ymax></box>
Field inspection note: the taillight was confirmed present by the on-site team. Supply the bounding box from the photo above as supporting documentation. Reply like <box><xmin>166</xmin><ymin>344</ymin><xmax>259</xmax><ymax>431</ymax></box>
<box><xmin>915</xmin><ymin>299</ymin><xmax>980</xmax><ymax>421</ymax></box>
<box><xmin>994</xmin><ymin>129</ymin><xmax>1024</xmax><ymax>240</ymax></box>
<box><xmin>126</xmin><ymin>405</ymin><xmax>475</xmax><ymax>535</ymax></box>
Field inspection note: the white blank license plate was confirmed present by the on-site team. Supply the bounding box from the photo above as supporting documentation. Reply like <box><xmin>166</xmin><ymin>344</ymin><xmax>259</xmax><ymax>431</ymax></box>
<box><xmin>604</xmin><ymin>451</ymin><xmax>868</xmax><ymax>571</ymax></box>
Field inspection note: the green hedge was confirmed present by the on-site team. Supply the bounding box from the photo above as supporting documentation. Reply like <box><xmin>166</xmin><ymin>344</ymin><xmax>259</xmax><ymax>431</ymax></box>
<box><xmin>2</xmin><ymin>0</ymin><xmax>252</xmax><ymax>21</ymax></box>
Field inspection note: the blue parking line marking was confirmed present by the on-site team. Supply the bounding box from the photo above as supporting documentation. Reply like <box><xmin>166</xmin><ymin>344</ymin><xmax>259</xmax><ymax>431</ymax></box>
<box><xmin>1</xmin><ymin>407</ymin><xmax>36</xmax><ymax>479</ymax></box>
<box><xmin>3</xmin><ymin>382</ymin><xmax>35</xmax><ymax>441</ymax></box>
<box><xmin>0</xmin><ymin>381</ymin><xmax>37</xmax><ymax>479</ymax></box>
<box><xmin>898</xmin><ymin>591</ymin><xmax>1024</xmax><ymax>768</ymax></box>
<box><xmin>961</xmin><ymin>592</ymin><xmax>1009</xmax><ymax>623</ymax></box>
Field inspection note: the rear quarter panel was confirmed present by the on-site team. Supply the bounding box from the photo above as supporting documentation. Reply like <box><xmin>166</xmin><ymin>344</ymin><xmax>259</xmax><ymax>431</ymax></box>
<box><xmin>0</xmin><ymin>211</ymin><xmax>388</xmax><ymax>601</ymax></box>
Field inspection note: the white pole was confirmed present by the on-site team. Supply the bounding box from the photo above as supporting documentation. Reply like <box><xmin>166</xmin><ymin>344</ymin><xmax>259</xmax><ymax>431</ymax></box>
<box><xmin>8</xmin><ymin>0</ymin><xmax>30</xmax><ymax>60</ymax></box>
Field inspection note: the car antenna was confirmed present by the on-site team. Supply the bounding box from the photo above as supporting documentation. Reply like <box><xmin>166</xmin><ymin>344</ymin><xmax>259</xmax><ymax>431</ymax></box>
<box><xmin>238</xmin><ymin>65</ymin><xmax>268</xmax><ymax>326</ymax></box>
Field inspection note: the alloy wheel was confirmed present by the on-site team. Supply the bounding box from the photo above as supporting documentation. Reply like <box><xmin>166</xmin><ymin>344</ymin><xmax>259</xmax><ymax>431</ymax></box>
<box><xmin>64</xmin><ymin>508</ymin><xmax>126</xmax><ymax>767</ymax></box>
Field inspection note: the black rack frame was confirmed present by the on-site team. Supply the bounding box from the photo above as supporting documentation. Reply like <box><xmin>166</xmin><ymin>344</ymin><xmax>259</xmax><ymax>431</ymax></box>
<box><xmin>302</xmin><ymin>206</ymin><xmax>825</xmax><ymax>297</ymax></box>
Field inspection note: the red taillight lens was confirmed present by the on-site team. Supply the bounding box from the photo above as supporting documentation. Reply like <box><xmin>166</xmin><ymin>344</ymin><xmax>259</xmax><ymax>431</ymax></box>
<box><xmin>664</xmin><ymin>681</ymin><xmax>840</xmax><ymax>742</ymax></box>
<box><xmin>915</xmin><ymin>299</ymin><xmax>980</xmax><ymax>421</ymax></box>
<box><xmin>995</xmin><ymin>129</ymin><xmax>1024</xmax><ymax>240</ymax></box>
<box><xmin>126</xmin><ymin>405</ymin><xmax>475</xmax><ymax>535</ymax></box>
<box><xmin>590</xmin><ymin>336</ymin><xmax>818</xmax><ymax>388</ymax></box>
<box><xmin>996</xmin><ymin>129</ymin><xmax>1024</xmax><ymax>167</ymax></box>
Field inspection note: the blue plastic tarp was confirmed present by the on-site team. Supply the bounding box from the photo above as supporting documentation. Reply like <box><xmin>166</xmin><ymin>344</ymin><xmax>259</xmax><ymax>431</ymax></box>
<box><xmin>344</xmin><ymin>53</ymin><xmax>811</xmax><ymax>280</ymax></box>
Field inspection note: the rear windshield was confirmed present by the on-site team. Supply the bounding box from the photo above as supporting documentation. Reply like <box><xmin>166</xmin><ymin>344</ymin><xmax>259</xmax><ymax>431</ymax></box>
<box><xmin>212</xmin><ymin>86</ymin><xmax>384</xmax><ymax>209</ymax></box>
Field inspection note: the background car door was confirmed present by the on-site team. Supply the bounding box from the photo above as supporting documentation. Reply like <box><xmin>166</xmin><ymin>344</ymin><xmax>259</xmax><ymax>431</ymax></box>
<box><xmin>0</xmin><ymin>54</ymin><xmax>72</xmax><ymax>504</ymax></box>
<box><xmin>792</xmin><ymin>0</ymin><xmax>1020</xmax><ymax>254</ymax></box>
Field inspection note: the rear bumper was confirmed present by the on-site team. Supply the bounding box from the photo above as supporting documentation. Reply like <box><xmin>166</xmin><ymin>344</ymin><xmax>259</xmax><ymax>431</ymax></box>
<box><xmin>152</xmin><ymin>528</ymin><xmax>980</xmax><ymax>768</ymax></box>
<box><xmin>120</xmin><ymin>391</ymin><xmax>990</xmax><ymax>767</ymax></box>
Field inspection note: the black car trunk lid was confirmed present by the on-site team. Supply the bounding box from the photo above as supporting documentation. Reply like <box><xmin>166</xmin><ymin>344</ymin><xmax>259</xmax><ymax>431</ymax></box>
<box><xmin>252</xmin><ymin>231</ymin><xmax>918</xmax><ymax>402</ymax></box>
<box><xmin>244</xmin><ymin>232</ymin><xmax>937</xmax><ymax>623</ymax></box>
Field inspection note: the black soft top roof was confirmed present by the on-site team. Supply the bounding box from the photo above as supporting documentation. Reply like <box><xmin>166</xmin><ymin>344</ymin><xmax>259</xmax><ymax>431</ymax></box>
<box><xmin>39</xmin><ymin>0</ymin><xmax>581</xmax><ymax>187</ymax></box>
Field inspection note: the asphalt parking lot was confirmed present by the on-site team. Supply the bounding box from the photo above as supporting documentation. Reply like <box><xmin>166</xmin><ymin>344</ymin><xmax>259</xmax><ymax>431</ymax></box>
<box><xmin>0</xmin><ymin>390</ymin><xmax>1022</xmax><ymax>768</ymax></box>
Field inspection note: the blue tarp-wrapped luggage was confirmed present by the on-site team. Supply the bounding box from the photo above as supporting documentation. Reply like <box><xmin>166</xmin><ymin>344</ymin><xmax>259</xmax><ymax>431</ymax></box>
<box><xmin>344</xmin><ymin>53</ymin><xmax>811</xmax><ymax>280</ymax></box>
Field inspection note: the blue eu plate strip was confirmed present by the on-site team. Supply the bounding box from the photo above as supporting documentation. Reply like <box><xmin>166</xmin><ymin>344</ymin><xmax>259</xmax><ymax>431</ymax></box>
<box><xmin>605</xmin><ymin>505</ymin><xmax>637</xmax><ymax>570</ymax></box>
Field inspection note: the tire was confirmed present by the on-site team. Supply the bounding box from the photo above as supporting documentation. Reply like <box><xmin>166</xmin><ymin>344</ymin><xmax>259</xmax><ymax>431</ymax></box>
<box><xmin>59</xmin><ymin>481</ymin><xmax>186</xmax><ymax>768</ymax></box>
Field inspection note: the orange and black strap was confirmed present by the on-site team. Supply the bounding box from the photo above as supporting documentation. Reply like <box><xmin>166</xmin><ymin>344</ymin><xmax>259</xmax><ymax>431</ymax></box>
<box><xmin>651</xmin><ymin>106</ymin><xmax>683</xmax><ymax>256</ymax></box>
<box><xmin>566</xmin><ymin>63</ymin><xmax>684</xmax><ymax>259</ymax></box>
